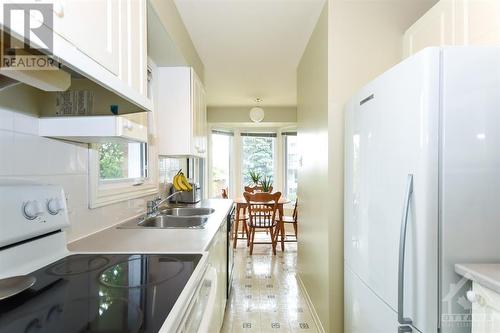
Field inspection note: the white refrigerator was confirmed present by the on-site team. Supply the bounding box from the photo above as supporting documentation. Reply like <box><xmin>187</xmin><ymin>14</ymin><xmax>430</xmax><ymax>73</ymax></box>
<box><xmin>344</xmin><ymin>47</ymin><xmax>500</xmax><ymax>333</ymax></box>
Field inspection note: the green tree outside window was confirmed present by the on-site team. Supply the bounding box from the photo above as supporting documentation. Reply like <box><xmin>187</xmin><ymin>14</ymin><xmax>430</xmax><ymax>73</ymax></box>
<box><xmin>99</xmin><ymin>143</ymin><xmax>125</xmax><ymax>179</ymax></box>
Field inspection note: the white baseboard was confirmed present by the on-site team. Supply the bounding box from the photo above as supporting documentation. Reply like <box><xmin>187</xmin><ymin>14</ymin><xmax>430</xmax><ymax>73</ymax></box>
<box><xmin>297</xmin><ymin>274</ymin><xmax>326</xmax><ymax>333</ymax></box>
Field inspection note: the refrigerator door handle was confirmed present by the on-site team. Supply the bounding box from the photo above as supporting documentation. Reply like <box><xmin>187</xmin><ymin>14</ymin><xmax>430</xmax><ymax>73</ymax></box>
<box><xmin>398</xmin><ymin>174</ymin><xmax>414</xmax><ymax>326</ymax></box>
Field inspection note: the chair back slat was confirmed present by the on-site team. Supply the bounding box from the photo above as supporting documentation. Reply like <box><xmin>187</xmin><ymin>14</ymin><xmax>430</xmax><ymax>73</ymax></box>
<box><xmin>244</xmin><ymin>185</ymin><xmax>274</xmax><ymax>193</ymax></box>
<box><xmin>243</xmin><ymin>191</ymin><xmax>281</xmax><ymax>228</ymax></box>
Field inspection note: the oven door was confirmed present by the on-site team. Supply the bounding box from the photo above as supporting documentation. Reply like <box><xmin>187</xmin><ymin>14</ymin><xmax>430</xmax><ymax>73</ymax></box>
<box><xmin>178</xmin><ymin>266</ymin><xmax>218</xmax><ymax>333</ymax></box>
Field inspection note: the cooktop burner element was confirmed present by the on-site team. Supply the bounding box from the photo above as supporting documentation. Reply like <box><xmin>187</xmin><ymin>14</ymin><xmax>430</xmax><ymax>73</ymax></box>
<box><xmin>99</xmin><ymin>255</ymin><xmax>185</xmax><ymax>288</ymax></box>
<box><xmin>0</xmin><ymin>253</ymin><xmax>201</xmax><ymax>333</ymax></box>
<box><xmin>68</xmin><ymin>297</ymin><xmax>144</xmax><ymax>333</ymax></box>
<box><xmin>48</xmin><ymin>255</ymin><xmax>110</xmax><ymax>276</ymax></box>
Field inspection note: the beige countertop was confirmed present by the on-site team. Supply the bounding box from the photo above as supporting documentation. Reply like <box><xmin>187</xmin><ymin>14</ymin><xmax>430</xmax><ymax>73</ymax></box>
<box><xmin>68</xmin><ymin>199</ymin><xmax>233</xmax><ymax>254</ymax></box>
<box><xmin>455</xmin><ymin>263</ymin><xmax>500</xmax><ymax>294</ymax></box>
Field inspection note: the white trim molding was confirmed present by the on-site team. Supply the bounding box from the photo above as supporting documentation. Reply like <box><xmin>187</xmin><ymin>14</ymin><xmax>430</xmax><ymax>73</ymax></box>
<box><xmin>297</xmin><ymin>274</ymin><xmax>326</xmax><ymax>333</ymax></box>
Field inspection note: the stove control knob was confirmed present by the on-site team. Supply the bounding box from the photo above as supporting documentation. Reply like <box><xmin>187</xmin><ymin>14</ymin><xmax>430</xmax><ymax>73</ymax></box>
<box><xmin>23</xmin><ymin>201</ymin><xmax>44</xmax><ymax>220</ymax></box>
<box><xmin>47</xmin><ymin>198</ymin><xmax>64</xmax><ymax>215</ymax></box>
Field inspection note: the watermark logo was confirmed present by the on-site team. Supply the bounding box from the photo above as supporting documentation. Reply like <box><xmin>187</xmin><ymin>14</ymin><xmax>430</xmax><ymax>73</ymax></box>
<box><xmin>440</xmin><ymin>275</ymin><xmax>496</xmax><ymax>329</ymax></box>
<box><xmin>1</xmin><ymin>3</ymin><xmax>59</xmax><ymax>70</ymax></box>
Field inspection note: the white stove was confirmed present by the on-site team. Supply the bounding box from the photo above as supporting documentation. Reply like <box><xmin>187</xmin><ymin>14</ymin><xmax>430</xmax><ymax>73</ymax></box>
<box><xmin>0</xmin><ymin>181</ymin><xmax>216</xmax><ymax>333</ymax></box>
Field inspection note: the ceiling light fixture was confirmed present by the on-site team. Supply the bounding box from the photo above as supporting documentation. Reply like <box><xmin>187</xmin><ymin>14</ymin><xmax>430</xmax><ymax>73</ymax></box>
<box><xmin>249</xmin><ymin>98</ymin><xmax>265</xmax><ymax>123</ymax></box>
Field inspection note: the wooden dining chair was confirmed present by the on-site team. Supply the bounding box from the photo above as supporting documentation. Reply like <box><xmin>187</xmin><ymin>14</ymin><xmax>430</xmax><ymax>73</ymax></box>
<box><xmin>244</xmin><ymin>191</ymin><xmax>281</xmax><ymax>255</ymax></box>
<box><xmin>244</xmin><ymin>185</ymin><xmax>274</xmax><ymax>238</ymax></box>
<box><xmin>244</xmin><ymin>185</ymin><xmax>273</xmax><ymax>193</ymax></box>
<box><xmin>276</xmin><ymin>198</ymin><xmax>298</xmax><ymax>242</ymax></box>
<box><xmin>233</xmin><ymin>204</ymin><xmax>249</xmax><ymax>248</ymax></box>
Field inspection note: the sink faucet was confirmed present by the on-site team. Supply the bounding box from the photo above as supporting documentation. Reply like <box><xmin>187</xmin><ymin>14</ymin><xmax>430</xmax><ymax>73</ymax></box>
<box><xmin>147</xmin><ymin>191</ymin><xmax>183</xmax><ymax>216</ymax></box>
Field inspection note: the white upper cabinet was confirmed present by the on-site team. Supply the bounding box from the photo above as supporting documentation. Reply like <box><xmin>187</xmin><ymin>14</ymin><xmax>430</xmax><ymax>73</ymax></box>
<box><xmin>0</xmin><ymin>0</ymin><xmax>151</xmax><ymax>111</ymax></box>
<box><xmin>403</xmin><ymin>0</ymin><xmax>458</xmax><ymax>57</ymax></box>
<box><xmin>119</xmin><ymin>0</ymin><xmax>148</xmax><ymax>97</ymax></box>
<box><xmin>404</xmin><ymin>0</ymin><xmax>500</xmax><ymax>57</ymax></box>
<box><xmin>51</xmin><ymin>0</ymin><xmax>148</xmax><ymax>97</ymax></box>
<box><xmin>156</xmin><ymin>67</ymin><xmax>207</xmax><ymax>157</ymax></box>
<box><xmin>50</xmin><ymin>0</ymin><xmax>120</xmax><ymax>76</ymax></box>
<box><xmin>467</xmin><ymin>0</ymin><xmax>500</xmax><ymax>45</ymax></box>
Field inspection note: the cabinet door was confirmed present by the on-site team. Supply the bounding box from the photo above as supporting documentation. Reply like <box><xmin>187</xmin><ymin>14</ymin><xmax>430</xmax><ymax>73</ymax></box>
<box><xmin>472</xmin><ymin>282</ymin><xmax>500</xmax><ymax>333</ymax></box>
<box><xmin>207</xmin><ymin>223</ymin><xmax>228</xmax><ymax>331</ymax></box>
<box><xmin>51</xmin><ymin>0</ymin><xmax>120</xmax><ymax>75</ymax></box>
<box><xmin>156</xmin><ymin>67</ymin><xmax>205</xmax><ymax>156</ymax></box>
<box><xmin>218</xmin><ymin>223</ymin><xmax>227</xmax><ymax>324</ymax></box>
<box><xmin>191</xmin><ymin>70</ymin><xmax>206</xmax><ymax>156</ymax></box>
<box><xmin>466</xmin><ymin>0</ymin><xmax>500</xmax><ymax>45</ymax></box>
<box><xmin>404</xmin><ymin>0</ymin><xmax>500</xmax><ymax>58</ymax></box>
<box><xmin>122</xmin><ymin>0</ymin><xmax>147</xmax><ymax>96</ymax></box>
<box><xmin>156</xmin><ymin>67</ymin><xmax>193</xmax><ymax>156</ymax></box>
<box><xmin>403</xmin><ymin>0</ymin><xmax>459</xmax><ymax>57</ymax></box>
<box><xmin>208</xmin><ymin>235</ymin><xmax>222</xmax><ymax>331</ymax></box>
<box><xmin>199</xmin><ymin>84</ymin><xmax>208</xmax><ymax>155</ymax></box>
<box><xmin>191</xmin><ymin>70</ymin><xmax>199</xmax><ymax>155</ymax></box>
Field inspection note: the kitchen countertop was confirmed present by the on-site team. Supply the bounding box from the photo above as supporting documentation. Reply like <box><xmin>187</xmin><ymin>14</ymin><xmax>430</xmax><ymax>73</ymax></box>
<box><xmin>455</xmin><ymin>263</ymin><xmax>500</xmax><ymax>294</ymax></box>
<box><xmin>68</xmin><ymin>199</ymin><xmax>233</xmax><ymax>253</ymax></box>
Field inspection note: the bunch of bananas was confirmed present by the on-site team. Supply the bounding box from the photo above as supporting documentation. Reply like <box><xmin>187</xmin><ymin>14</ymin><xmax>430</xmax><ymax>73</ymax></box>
<box><xmin>173</xmin><ymin>170</ymin><xmax>193</xmax><ymax>191</ymax></box>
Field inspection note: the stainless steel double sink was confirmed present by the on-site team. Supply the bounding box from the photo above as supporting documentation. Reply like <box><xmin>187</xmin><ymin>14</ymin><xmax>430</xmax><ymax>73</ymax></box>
<box><xmin>118</xmin><ymin>207</ymin><xmax>215</xmax><ymax>229</ymax></box>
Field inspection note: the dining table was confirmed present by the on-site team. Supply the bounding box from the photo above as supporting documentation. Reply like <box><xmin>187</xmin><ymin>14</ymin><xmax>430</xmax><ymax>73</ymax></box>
<box><xmin>233</xmin><ymin>197</ymin><xmax>291</xmax><ymax>251</ymax></box>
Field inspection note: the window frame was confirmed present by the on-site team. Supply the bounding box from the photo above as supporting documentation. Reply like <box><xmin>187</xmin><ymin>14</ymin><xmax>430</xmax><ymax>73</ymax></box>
<box><xmin>89</xmin><ymin>140</ymin><xmax>158</xmax><ymax>209</ymax></box>
<box><xmin>208</xmin><ymin>129</ymin><xmax>234</xmax><ymax>198</ymax></box>
<box><xmin>208</xmin><ymin>124</ymin><xmax>296</xmax><ymax>199</ymax></box>
<box><xmin>97</xmin><ymin>142</ymin><xmax>148</xmax><ymax>184</ymax></box>
<box><xmin>89</xmin><ymin>58</ymin><xmax>159</xmax><ymax>209</ymax></box>
<box><xmin>239</xmin><ymin>131</ymin><xmax>278</xmax><ymax>192</ymax></box>
<box><xmin>283</xmin><ymin>131</ymin><xmax>298</xmax><ymax>202</ymax></box>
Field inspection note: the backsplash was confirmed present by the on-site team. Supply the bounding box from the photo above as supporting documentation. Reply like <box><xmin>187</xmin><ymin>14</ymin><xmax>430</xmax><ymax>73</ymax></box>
<box><xmin>0</xmin><ymin>99</ymin><xmax>158</xmax><ymax>243</ymax></box>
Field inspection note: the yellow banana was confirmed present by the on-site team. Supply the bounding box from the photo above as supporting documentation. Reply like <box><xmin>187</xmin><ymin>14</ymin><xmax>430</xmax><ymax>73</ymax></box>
<box><xmin>177</xmin><ymin>173</ymin><xmax>189</xmax><ymax>191</ymax></box>
<box><xmin>179</xmin><ymin>173</ymin><xmax>193</xmax><ymax>191</ymax></box>
<box><xmin>172</xmin><ymin>174</ymin><xmax>179</xmax><ymax>191</ymax></box>
<box><xmin>173</xmin><ymin>174</ymin><xmax>186</xmax><ymax>191</ymax></box>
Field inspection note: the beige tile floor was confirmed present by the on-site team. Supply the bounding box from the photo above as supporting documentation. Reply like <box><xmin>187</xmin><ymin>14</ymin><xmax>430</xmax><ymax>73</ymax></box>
<box><xmin>222</xmin><ymin>234</ymin><xmax>319</xmax><ymax>333</ymax></box>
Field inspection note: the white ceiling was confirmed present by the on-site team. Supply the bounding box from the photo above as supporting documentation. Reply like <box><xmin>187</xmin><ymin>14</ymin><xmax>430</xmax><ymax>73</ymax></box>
<box><xmin>174</xmin><ymin>0</ymin><xmax>325</xmax><ymax>107</ymax></box>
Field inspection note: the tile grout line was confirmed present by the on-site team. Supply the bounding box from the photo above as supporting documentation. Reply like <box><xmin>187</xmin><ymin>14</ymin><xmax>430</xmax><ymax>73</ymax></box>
<box><xmin>223</xmin><ymin>235</ymin><xmax>319</xmax><ymax>332</ymax></box>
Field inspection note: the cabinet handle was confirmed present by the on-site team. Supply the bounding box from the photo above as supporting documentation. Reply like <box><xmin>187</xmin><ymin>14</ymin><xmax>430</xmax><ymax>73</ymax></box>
<box><xmin>53</xmin><ymin>2</ymin><xmax>64</xmax><ymax>17</ymax></box>
<box><xmin>123</xmin><ymin>121</ymin><xmax>134</xmax><ymax>131</ymax></box>
<box><xmin>466</xmin><ymin>290</ymin><xmax>484</xmax><ymax>305</ymax></box>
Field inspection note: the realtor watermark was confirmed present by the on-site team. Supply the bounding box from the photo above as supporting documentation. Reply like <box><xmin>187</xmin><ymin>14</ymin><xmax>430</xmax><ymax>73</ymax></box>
<box><xmin>1</xmin><ymin>3</ymin><xmax>60</xmax><ymax>70</ymax></box>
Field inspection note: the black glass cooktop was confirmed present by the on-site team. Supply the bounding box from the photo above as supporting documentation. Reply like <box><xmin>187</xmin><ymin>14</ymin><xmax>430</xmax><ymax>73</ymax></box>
<box><xmin>0</xmin><ymin>253</ymin><xmax>201</xmax><ymax>333</ymax></box>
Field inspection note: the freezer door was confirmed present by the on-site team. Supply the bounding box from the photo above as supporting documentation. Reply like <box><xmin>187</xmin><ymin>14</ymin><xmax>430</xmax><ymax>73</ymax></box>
<box><xmin>440</xmin><ymin>47</ymin><xmax>500</xmax><ymax>333</ymax></box>
<box><xmin>344</xmin><ymin>48</ymin><xmax>440</xmax><ymax>332</ymax></box>
<box><xmin>345</xmin><ymin>263</ymin><xmax>401</xmax><ymax>333</ymax></box>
